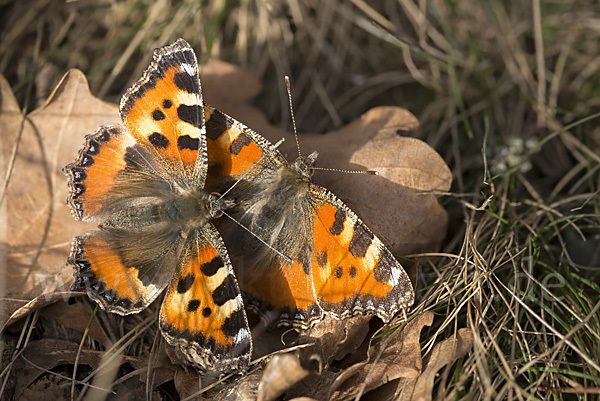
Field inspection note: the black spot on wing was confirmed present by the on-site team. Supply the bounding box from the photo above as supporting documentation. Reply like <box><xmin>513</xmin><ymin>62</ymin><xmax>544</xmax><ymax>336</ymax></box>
<box><xmin>205</xmin><ymin>110</ymin><xmax>229</xmax><ymax>140</ymax></box>
<box><xmin>349</xmin><ymin>226</ymin><xmax>374</xmax><ymax>258</ymax></box>
<box><xmin>330</xmin><ymin>208</ymin><xmax>346</xmax><ymax>236</ymax></box>
<box><xmin>177</xmin><ymin>104</ymin><xmax>202</xmax><ymax>128</ymax></box>
<box><xmin>316</xmin><ymin>251</ymin><xmax>328</xmax><ymax>267</ymax></box>
<box><xmin>201</xmin><ymin>256</ymin><xmax>224</xmax><ymax>277</ymax></box>
<box><xmin>177</xmin><ymin>274</ymin><xmax>195</xmax><ymax>293</ymax></box>
<box><xmin>202</xmin><ymin>307</ymin><xmax>212</xmax><ymax>317</ymax></box>
<box><xmin>229</xmin><ymin>133</ymin><xmax>251</xmax><ymax>155</ymax></box>
<box><xmin>149</xmin><ymin>132</ymin><xmax>169</xmax><ymax>149</ymax></box>
<box><xmin>72</xmin><ymin>183</ymin><xmax>85</xmax><ymax>196</ymax></box>
<box><xmin>152</xmin><ymin>109</ymin><xmax>166</xmax><ymax>121</ymax></box>
<box><xmin>187</xmin><ymin>299</ymin><xmax>200</xmax><ymax>312</ymax></box>
<box><xmin>174</xmin><ymin>71</ymin><xmax>199</xmax><ymax>94</ymax></box>
<box><xmin>177</xmin><ymin>135</ymin><xmax>199</xmax><ymax>151</ymax></box>
<box><xmin>162</xmin><ymin>99</ymin><xmax>172</xmax><ymax>109</ymax></box>
<box><xmin>212</xmin><ymin>275</ymin><xmax>237</xmax><ymax>306</ymax></box>
<box><xmin>350</xmin><ymin>266</ymin><xmax>357</xmax><ymax>277</ymax></box>
<box><xmin>96</xmin><ymin>128</ymin><xmax>112</xmax><ymax>143</ymax></box>
<box><xmin>70</xmin><ymin>168</ymin><xmax>87</xmax><ymax>183</ymax></box>
<box><xmin>335</xmin><ymin>266</ymin><xmax>343</xmax><ymax>279</ymax></box>
<box><xmin>86</xmin><ymin>139</ymin><xmax>100</xmax><ymax>155</ymax></box>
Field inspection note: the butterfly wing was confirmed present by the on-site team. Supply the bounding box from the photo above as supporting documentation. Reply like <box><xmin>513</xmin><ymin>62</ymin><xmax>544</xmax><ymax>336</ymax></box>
<box><xmin>204</xmin><ymin>105</ymin><xmax>284</xmax><ymax>190</ymax></box>
<box><xmin>203</xmin><ymin>107</ymin><xmax>414</xmax><ymax>327</ymax></box>
<box><xmin>160</xmin><ymin>226</ymin><xmax>251</xmax><ymax>370</ymax></box>
<box><xmin>64</xmin><ymin>125</ymin><xmax>172</xmax><ymax>221</ymax></box>
<box><xmin>307</xmin><ymin>185</ymin><xmax>414</xmax><ymax>322</ymax></box>
<box><xmin>70</xmin><ymin>226</ymin><xmax>183</xmax><ymax>315</ymax></box>
<box><xmin>120</xmin><ymin>39</ymin><xmax>207</xmax><ymax>187</ymax></box>
<box><xmin>65</xmin><ymin>125</ymin><xmax>184</xmax><ymax>314</ymax></box>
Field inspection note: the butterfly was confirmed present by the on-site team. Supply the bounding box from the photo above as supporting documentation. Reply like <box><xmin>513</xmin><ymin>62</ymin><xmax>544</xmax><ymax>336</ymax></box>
<box><xmin>203</xmin><ymin>91</ymin><xmax>415</xmax><ymax>329</ymax></box>
<box><xmin>64</xmin><ymin>39</ymin><xmax>251</xmax><ymax>371</ymax></box>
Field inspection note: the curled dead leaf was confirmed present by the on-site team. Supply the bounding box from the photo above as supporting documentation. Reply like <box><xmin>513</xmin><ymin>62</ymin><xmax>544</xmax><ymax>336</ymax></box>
<box><xmin>257</xmin><ymin>354</ymin><xmax>309</xmax><ymax>401</ymax></box>
<box><xmin>214</xmin><ymin>369</ymin><xmax>262</xmax><ymax>401</ymax></box>
<box><xmin>174</xmin><ymin>366</ymin><xmax>202</xmax><ymax>400</ymax></box>
<box><xmin>399</xmin><ymin>328</ymin><xmax>474</xmax><ymax>401</ymax></box>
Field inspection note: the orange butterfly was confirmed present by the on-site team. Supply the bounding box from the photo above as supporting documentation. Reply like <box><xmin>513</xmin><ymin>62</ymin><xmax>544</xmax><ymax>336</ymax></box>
<box><xmin>64</xmin><ymin>39</ymin><xmax>251</xmax><ymax>371</ymax></box>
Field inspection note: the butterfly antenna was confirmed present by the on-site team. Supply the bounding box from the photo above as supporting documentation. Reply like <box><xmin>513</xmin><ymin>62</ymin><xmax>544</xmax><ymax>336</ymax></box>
<box><xmin>221</xmin><ymin>210</ymin><xmax>292</xmax><ymax>263</ymax></box>
<box><xmin>285</xmin><ymin>76</ymin><xmax>302</xmax><ymax>159</ymax></box>
<box><xmin>218</xmin><ymin>138</ymin><xmax>286</xmax><ymax>200</ymax></box>
<box><xmin>311</xmin><ymin>166</ymin><xmax>379</xmax><ymax>175</ymax></box>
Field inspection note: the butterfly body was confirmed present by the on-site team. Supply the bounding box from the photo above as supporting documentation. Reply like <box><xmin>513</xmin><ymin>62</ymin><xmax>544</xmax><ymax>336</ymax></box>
<box><xmin>204</xmin><ymin>109</ymin><xmax>414</xmax><ymax>329</ymax></box>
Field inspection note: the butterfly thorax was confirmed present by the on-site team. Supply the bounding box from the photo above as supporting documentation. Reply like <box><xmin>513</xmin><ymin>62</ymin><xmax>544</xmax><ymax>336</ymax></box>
<box><xmin>162</xmin><ymin>189</ymin><xmax>231</xmax><ymax>223</ymax></box>
<box><xmin>290</xmin><ymin>151</ymin><xmax>318</xmax><ymax>181</ymax></box>
<box><xmin>100</xmin><ymin>189</ymin><xmax>228</xmax><ymax>230</ymax></box>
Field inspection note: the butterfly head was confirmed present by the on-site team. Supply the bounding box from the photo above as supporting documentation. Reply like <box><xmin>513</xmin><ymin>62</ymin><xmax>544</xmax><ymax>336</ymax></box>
<box><xmin>293</xmin><ymin>151</ymin><xmax>319</xmax><ymax>180</ymax></box>
<box><xmin>207</xmin><ymin>193</ymin><xmax>233</xmax><ymax>219</ymax></box>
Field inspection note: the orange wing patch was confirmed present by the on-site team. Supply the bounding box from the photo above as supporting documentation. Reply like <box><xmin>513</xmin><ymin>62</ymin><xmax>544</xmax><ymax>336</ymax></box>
<box><xmin>237</xmin><ymin>258</ymin><xmax>323</xmax><ymax>327</ymax></box>
<box><xmin>70</xmin><ymin>232</ymin><xmax>162</xmax><ymax>315</ymax></box>
<box><xmin>205</xmin><ymin>106</ymin><xmax>265</xmax><ymax>184</ymax></box>
<box><xmin>64</xmin><ymin>126</ymin><xmax>136</xmax><ymax>220</ymax></box>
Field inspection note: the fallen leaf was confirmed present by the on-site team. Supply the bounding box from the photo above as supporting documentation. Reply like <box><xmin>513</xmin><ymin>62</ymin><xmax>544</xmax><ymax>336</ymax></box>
<box><xmin>12</xmin><ymin>338</ymin><xmax>106</xmax><ymax>399</ymax></box>
<box><xmin>203</xmin><ymin>68</ymin><xmax>452</xmax><ymax>255</ymax></box>
<box><xmin>398</xmin><ymin>328</ymin><xmax>474</xmax><ymax>401</ymax></box>
<box><xmin>215</xmin><ymin>370</ymin><xmax>262</xmax><ymax>401</ymax></box>
<box><xmin>289</xmin><ymin>399</ymin><xmax>320</xmax><ymax>401</ymax></box>
<box><xmin>0</xmin><ymin>70</ymin><xmax>119</xmax><ymax>329</ymax></box>
<box><xmin>257</xmin><ymin>354</ymin><xmax>309</xmax><ymax>401</ymax></box>
<box><xmin>328</xmin><ymin>312</ymin><xmax>434</xmax><ymax>401</ymax></box>
<box><xmin>20</xmin><ymin>375</ymin><xmax>70</xmax><ymax>401</ymax></box>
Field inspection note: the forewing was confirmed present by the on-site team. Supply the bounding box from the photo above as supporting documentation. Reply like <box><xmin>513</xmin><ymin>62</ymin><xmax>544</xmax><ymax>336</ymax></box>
<box><xmin>204</xmin><ymin>105</ymin><xmax>285</xmax><ymax>190</ymax></box>
<box><xmin>120</xmin><ymin>38</ymin><xmax>206</xmax><ymax>186</ymax></box>
<box><xmin>64</xmin><ymin>125</ymin><xmax>172</xmax><ymax>221</ymax></box>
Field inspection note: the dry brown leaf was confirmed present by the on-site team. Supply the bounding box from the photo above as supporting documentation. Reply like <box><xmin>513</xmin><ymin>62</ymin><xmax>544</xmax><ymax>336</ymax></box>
<box><xmin>12</xmin><ymin>338</ymin><xmax>106</xmax><ymax>399</ymax></box>
<box><xmin>257</xmin><ymin>354</ymin><xmax>309</xmax><ymax>401</ymax></box>
<box><xmin>0</xmin><ymin>70</ymin><xmax>119</xmax><ymax>329</ymax></box>
<box><xmin>328</xmin><ymin>312</ymin><xmax>434</xmax><ymax>401</ymax></box>
<box><xmin>398</xmin><ymin>328</ymin><xmax>474</xmax><ymax>401</ymax></box>
<box><xmin>289</xmin><ymin>398</ymin><xmax>320</xmax><ymax>401</ymax></box>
